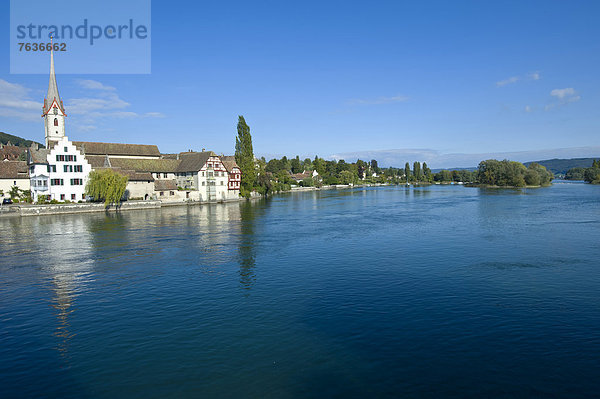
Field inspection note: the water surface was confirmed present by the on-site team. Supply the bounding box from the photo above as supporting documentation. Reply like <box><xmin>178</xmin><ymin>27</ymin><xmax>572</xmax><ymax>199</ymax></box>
<box><xmin>1</xmin><ymin>183</ymin><xmax>599</xmax><ymax>398</ymax></box>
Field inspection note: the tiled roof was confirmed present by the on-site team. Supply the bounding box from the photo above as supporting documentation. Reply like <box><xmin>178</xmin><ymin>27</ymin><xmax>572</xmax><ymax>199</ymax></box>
<box><xmin>291</xmin><ymin>172</ymin><xmax>311</xmax><ymax>181</ymax></box>
<box><xmin>220</xmin><ymin>155</ymin><xmax>240</xmax><ymax>173</ymax></box>
<box><xmin>28</xmin><ymin>149</ymin><xmax>50</xmax><ymax>164</ymax></box>
<box><xmin>85</xmin><ymin>155</ymin><xmax>110</xmax><ymax>168</ymax></box>
<box><xmin>0</xmin><ymin>161</ymin><xmax>29</xmax><ymax>179</ymax></box>
<box><xmin>176</xmin><ymin>151</ymin><xmax>215</xmax><ymax>172</ymax></box>
<box><xmin>109</xmin><ymin>157</ymin><xmax>180</xmax><ymax>173</ymax></box>
<box><xmin>73</xmin><ymin>141</ymin><xmax>161</xmax><ymax>157</ymax></box>
<box><xmin>0</xmin><ymin>145</ymin><xmax>26</xmax><ymax>161</ymax></box>
<box><xmin>154</xmin><ymin>179</ymin><xmax>178</xmax><ymax>191</ymax></box>
<box><xmin>94</xmin><ymin>167</ymin><xmax>154</xmax><ymax>182</ymax></box>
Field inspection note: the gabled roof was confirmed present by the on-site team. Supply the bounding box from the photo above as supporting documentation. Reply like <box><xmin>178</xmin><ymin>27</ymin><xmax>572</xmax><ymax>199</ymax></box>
<box><xmin>220</xmin><ymin>155</ymin><xmax>240</xmax><ymax>173</ymax></box>
<box><xmin>0</xmin><ymin>161</ymin><xmax>29</xmax><ymax>179</ymax></box>
<box><xmin>176</xmin><ymin>151</ymin><xmax>216</xmax><ymax>172</ymax></box>
<box><xmin>154</xmin><ymin>179</ymin><xmax>178</xmax><ymax>191</ymax></box>
<box><xmin>73</xmin><ymin>141</ymin><xmax>161</xmax><ymax>157</ymax></box>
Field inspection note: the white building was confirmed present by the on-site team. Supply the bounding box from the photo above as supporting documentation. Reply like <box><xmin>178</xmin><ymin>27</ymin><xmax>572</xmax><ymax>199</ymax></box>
<box><xmin>175</xmin><ymin>151</ymin><xmax>230</xmax><ymax>201</ymax></box>
<box><xmin>28</xmin><ymin>47</ymin><xmax>92</xmax><ymax>202</ymax></box>
<box><xmin>0</xmin><ymin>161</ymin><xmax>30</xmax><ymax>199</ymax></box>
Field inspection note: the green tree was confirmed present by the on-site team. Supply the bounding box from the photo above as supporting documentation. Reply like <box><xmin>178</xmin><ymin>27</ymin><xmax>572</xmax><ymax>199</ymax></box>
<box><xmin>235</xmin><ymin>116</ymin><xmax>256</xmax><ymax>196</ymax></box>
<box><xmin>404</xmin><ymin>162</ymin><xmax>411</xmax><ymax>183</ymax></box>
<box><xmin>413</xmin><ymin>161</ymin><xmax>421</xmax><ymax>181</ymax></box>
<box><xmin>422</xmin><ymin>162</ymin><xmax>432</xmax><ymax>182</ymax></box>
<box><xmin>584</xmin><ymin>167</ymin><xmax>600</xmax><ymax>184</ymax></box>
<box><xmin>9</xmin><ymin>185</ymin><xmax>20</xmax><ymax>200</ymax></box>
<box><xmin>339</xmin><ymin>170</ymin><xmax>356</xmax><ymax>185</ymax></box>
<box><xmin>291</xmin><ymin>156</ymin><xmax>302</xmax><ymax>174</ymax></box>
<box><xmin>85</xmin><ymin>169</ymin><xmax>128</xmax><ymax>206</ymax></box>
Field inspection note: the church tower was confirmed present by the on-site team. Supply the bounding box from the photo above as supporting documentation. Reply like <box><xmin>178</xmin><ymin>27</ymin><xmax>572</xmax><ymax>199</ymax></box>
<box><xmin>42</xmin><ymin>40</ymin><xmax>66</xmax><ymax>149</ymax></box>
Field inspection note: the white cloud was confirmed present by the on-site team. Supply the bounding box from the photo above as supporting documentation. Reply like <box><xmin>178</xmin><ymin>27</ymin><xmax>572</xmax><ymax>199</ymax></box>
<box><xmin>496</xmin><ymin>71</ymin><xmax>541</xmax><ymax>87</ymax></box>
<box><xmin>76</xmin><ymin>79</ymin><xmax>116</xmax><ymax>91</ymax></box>
<box><xmin>67</xmin><ymin>80</ymin><xmax>165</xmax><ymax>131</ymax></box>
<box><xmin>525</xmin><ymin>105</ymin><xmax>532</xmax><ymax>113</ymax></box>
<box><xmin>496</xmin><ymin>76</ymin><xmax>519</xmax><ymax>87</ymax></box>
<box><xmin>545</xmin><ymin>88</ymin><xmax>580</xmax><ymax>110</ymax></box>
<box><xmin>348</xmin><ymin>94</ymin><xmax>409</xmax><ymax>105</ymax></box>
<box><xmin>0</xmin><ymin>79</ymin><xmax>41</xmax><ymax>120</ymax></box>
<box><xmin>550</xmin><ymin>87</ymin><xmax>576</xmax><ymax>99</ymax></box>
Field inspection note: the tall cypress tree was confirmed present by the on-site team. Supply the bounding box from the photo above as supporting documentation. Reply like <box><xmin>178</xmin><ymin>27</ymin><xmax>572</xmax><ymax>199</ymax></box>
<box><xmin>413</xmin><ymin>161</ymin><xmax>421</xmax><ymax>181</ymax></box>
<box><xmin>405</xmin><ymin>162</ymin><xmax>411</xmax><ymax>182</ymax></box>
<box><xmin>235</xmin><ymin>116</ymin><xmax>256</xmax><ymax>195</ymax></box>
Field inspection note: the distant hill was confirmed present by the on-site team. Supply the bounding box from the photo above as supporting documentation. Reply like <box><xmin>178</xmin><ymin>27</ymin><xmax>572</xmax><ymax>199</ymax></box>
<box><xmin>0</xmin><ymin>132</ymin><xmax>44</xmax><ymax>148</ymax></box>
<box><xmin>431</xmin><ymin>167</ymin><xmax>477</xmax><ymax>173</ymax></box>
<box><xmin>524</xmin><ymin>158</ymin><xmax>599</xmax><ymax>175</ymax></box>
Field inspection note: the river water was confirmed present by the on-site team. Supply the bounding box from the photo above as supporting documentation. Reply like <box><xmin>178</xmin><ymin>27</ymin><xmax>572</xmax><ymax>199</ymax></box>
<box><xmin>1</xmin><ymin>183</ymin><xmax>599</xmax><ymax>398</ymax></box>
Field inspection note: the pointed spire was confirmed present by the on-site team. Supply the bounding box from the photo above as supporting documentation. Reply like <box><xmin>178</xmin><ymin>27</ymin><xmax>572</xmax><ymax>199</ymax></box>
<box><xmin>47</xmin><ymin>36</ymin><xmax>61</xmax><ymax>107</ymax></box>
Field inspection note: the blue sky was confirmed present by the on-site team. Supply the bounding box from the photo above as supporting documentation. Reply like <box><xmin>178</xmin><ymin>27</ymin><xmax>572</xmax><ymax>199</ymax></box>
<box><xmin>1</xmin><ymin>0</ymin><xmax>599</xmax><ymax>167</ymax></box>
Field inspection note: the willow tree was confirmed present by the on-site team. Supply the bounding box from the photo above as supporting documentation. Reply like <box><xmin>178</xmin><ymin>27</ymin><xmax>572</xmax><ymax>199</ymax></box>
<box><xmin>235</xmin><ymin>116</ymin><xmax>256</xmax><ymax>196</ymax></box>
<box><xmin>86</xmin><ymin>169</ymin><xmax>128</xmax><ymax>206</ymax></box>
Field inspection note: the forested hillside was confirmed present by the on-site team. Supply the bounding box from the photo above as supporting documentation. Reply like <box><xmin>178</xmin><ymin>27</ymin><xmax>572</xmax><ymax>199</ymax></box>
<box><xmin>524</xmin><ymin>158</ymin><xmax>598</xmax><ymax>175</ymax></box>
<box><xmin>0</xmin><ymin>132</ymin><xmax>44</xmax><ymax>148</ymax></box>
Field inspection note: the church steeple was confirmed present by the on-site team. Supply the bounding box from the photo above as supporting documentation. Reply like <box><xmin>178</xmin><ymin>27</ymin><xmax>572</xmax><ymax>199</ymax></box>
<box><xmin>47</xmin><ymin>44</ymin><xmax>61</xmax><ymax>107</ymax></box>
<box><xmin>43</xmin><ymin>38</ymin><xmax>67</xmax><ymax>148</ymax></box>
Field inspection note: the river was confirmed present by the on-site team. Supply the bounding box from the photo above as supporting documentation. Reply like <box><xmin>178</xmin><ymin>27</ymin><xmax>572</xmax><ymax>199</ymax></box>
<box><xmin>1</xmin><ymin>182</ymin><xmax>599</xmax><ymax>398</ymax></box>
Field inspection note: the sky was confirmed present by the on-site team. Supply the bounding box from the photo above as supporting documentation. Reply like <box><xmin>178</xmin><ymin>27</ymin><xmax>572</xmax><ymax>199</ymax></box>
<box><xmin>1</xmin><ymin>0</ymin><xmax>599</xmax><ymax>168</ymax></box>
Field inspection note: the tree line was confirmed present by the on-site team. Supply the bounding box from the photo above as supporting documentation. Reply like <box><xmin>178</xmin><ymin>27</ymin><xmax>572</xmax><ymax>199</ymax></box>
<box><xmin>232</xmin><ymin>117</ymin><xmax>557</xmax><ymax>196</ymax></box>
<box><xmin>564</xmin><ymin>160</ymin><xmax>600</xmax><ymax>184</ymax></box>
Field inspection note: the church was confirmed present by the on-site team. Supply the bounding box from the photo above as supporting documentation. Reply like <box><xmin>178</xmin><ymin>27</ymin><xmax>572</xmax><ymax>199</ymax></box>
<box><xmin>28</xmin><ymin>45</ymin><xmax>241</xmax><ymax>203</ymax></box>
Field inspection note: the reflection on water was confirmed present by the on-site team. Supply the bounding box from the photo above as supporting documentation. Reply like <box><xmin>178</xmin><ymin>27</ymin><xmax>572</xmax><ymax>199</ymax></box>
<box><xmin>238</xmin><ymin>200</ymin><xmax>258</xmax><ymax>291</ymax></box>
<box><xmin>26</xmin><ymin>216</ymin><xmax>95</xmax><ymax>358</ymax></box>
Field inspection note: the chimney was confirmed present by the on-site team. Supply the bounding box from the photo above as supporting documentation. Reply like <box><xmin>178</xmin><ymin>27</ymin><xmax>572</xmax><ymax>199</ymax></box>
<box><xmin>202</xmin><ymin>148</ymin><xmax>205</xmax><ymax>152</ymax></box>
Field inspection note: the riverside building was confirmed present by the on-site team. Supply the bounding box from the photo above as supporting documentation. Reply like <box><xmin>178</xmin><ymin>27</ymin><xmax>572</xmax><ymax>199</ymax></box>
<box><xmin>27</xmin><ymin>45</ymin><xmax>241</xmax><ymax>203</ymax></box>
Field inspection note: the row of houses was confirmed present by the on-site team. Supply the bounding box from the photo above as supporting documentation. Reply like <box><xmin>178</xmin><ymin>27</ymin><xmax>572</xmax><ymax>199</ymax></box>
<box><xmin>1</xmin><ymin>45</ymin><xmax>241</xmax><ymax>204</ymax></box>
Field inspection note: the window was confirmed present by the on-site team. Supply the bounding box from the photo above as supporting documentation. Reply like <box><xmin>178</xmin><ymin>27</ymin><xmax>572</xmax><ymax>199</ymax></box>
<box><xmin>74</xmin><ymin>165</ymin><xmax>83</xmax><ymax>172</ymax></box>
<box><xmin>64</xmin><ymin>147</ymin><xmax>68</xmax><ymax>153</ymax></box>
<box><xmin>202</xmin><ymin>172</ymin><xmax>204</xmax><ymax>177</ymax></box>
<box><xmin>64</xmin><ymin>165</ymin><xmax>73</xmax><ymax>173</ymax></box>
<box><xmin>71</xmin><ymin>194</ymin><xmax>76</xmax><ymax>200</ymax></box>
<box><xmin>60</xmin><ymin>194</ymin><xmax>65</xmax><ymax>200</ymax></box>
<box><xmin>170</xmin><ymin>191</ymin><xmax>174</xmax><ymax>196</ymax></box>
<box><xmin>50</xmin><ymin>179</ymin><xmax>64</xmax><ymax>186</ymax></box>
<box><xmin>202</xmin><ymin>181</ymin><xmax>205</xmax><ymax>186</ymax></box>
<box><xmin>51</xmin><ymin>165</ymin><xmax>56</xmax><ymax>172</ymax></box>
<box><xmin>54</xmin><ymin>118</ymin><xmax>58</xmax><ymax>126</ymax></box>
<box><xmin>163</xmin><ymin>173</ymin><xmax>168</xmax><ymax>178</ymax></box>
<box><xmin>221</xmin><ymin>181</ymin><xmax>224</xmax><ymax>185</ymax></box>
<box><xmin>160</xmin><ymin>191</ymin><xmax>164</xmax><ymax>196</ymax></box>
<box><xmin>70</xmin><ymin>179</ymin><xmax>83</xmax><ymax>186</ymax></box>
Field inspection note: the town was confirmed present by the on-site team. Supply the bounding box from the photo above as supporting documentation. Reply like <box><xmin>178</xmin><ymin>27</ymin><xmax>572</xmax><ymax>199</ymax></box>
<box><xmin>1</xmin><ymin>47</ymin><xmax>242</xmax><ymax>205</ymax></box>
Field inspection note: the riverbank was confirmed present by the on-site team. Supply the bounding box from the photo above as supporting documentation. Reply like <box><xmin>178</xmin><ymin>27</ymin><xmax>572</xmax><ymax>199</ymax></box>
<box><xmin>0</xmin><ymin>195</ymin><xmax>261</xmax><ymax>218</ymax></box>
